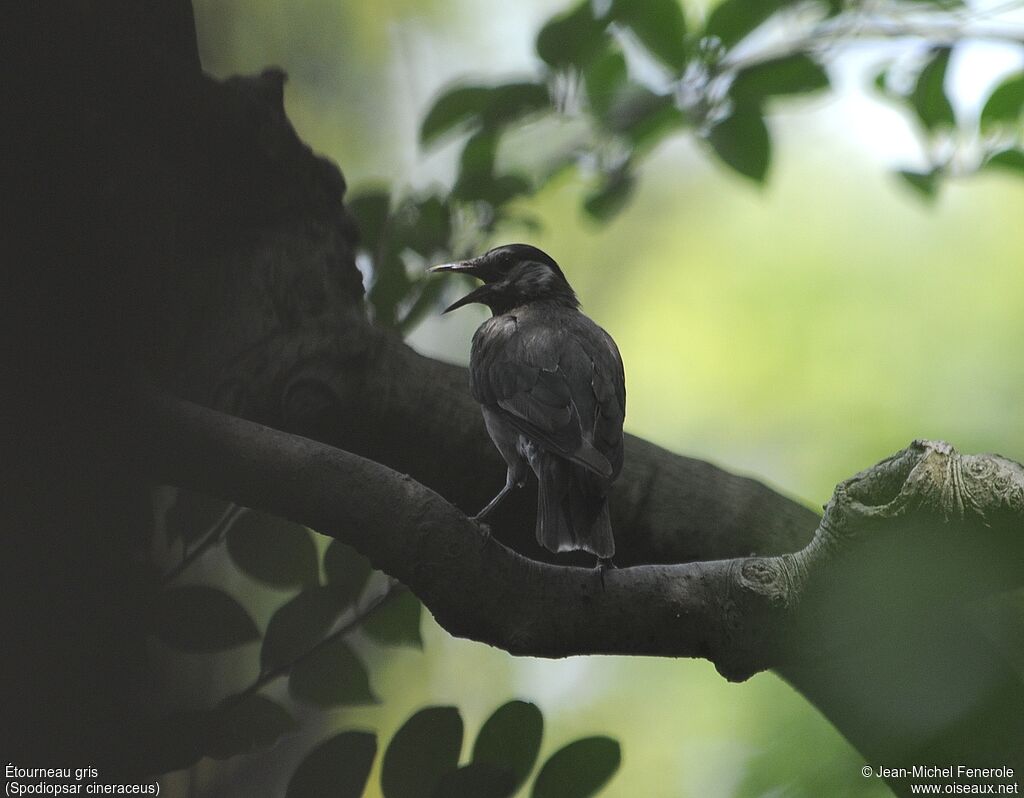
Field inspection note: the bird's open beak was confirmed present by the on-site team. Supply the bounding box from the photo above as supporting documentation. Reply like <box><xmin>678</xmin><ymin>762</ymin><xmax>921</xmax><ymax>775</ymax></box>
<box><xmin>428</xmin><ymin>260</ymin><xmax>476</xmax><ymax>275</ymax></box>
<box><xmin>429</xmin><ymin>259</ymin><xmax>488</xmax><ymax>313</ymax></box>
<box><xmin>439</xmin><ymin>284</ymin><xmax>491</xmax><ymax>314</ymax></box>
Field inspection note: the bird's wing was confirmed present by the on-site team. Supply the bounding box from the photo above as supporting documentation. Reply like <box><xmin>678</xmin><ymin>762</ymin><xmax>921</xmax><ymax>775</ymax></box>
<box><xmin>470</xmin><ymin>313</ymin><xmax>617</xmax><ymax>479</ymax></box>
<box><xmin>587</xmin><ymin>326</ymin><xmax>626</xmax><ymax>477</ymax></box>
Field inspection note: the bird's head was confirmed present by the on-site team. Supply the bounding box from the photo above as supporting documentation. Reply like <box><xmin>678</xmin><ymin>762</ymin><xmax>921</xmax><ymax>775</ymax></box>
<box><xmin>429</xmin><ymin>243</ymin><xmax>579</xmax><ymax>315</ymax></box>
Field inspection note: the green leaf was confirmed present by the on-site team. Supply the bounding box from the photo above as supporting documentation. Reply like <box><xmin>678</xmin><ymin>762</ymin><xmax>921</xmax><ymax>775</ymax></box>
<box><xmin>619</xmin><ymin>93</ymin><xmax>686</xmax><ymax>150</ymax></box>
<box><xmin>984</xmin><ymin>149</ymin><xmax>1024</xmax><ymax>176</ymax></box>
<box><xmin>481</xmin><ymin>83</ymin><xmax>551</xmax><ymax>128</ymax></box>
<box><xmin>420</xmin><ymin>83</ymin><xmax>549</xmax><ymax>147</ymax></box>
<box><xmin>584</xmin><ymin>49</ymin><xmax>628</xmax><ymax>121</ymax></box>
<box><xmin>897</xmin><ymin>169</ymin><xmax>939</xmax><ymax>200</ymax></box>
<box><xmin>472</xmin><ymin>701</ymin><xmax>544</xmax><ymax>795</ymax></box>
<box><xmin>911</xmin><ymin>47</ymin><xmax>955</xmax><ymax>131</ymax></box>
<box><xmin>286</xmin><ymin>731</ymin><xmax>377</xmax><ymax>798</ymax></box>
<box><xmin>405</xmin><ymin>194</ymin><xmax>452</xmax><ymax>255</ymax></box>
<box><xmin>452</xmin><ymin>132</ymin><xmax>533</xmax><ymax>208</ymax></box>
<box><xmin>421</xmin><ymin>86</ymin><xmax>493</xmax><ymax>146</ymax></box>
<box><xmin>705</xmin><ymin>0</ymin><xmax>780</xmax><ymax>48</ymax></box>
<box><xmin>206</xmin><ymin>695</ymin><xmax>297</xmax><ymax>760</ymax></box>
<box><xmin>324</xmin><ymin>541</ymin><xmax>374</xmax><ymax>607</ymax></box>
<box><xmin>531</xmin><ymin>737</ymin><xmax>621</xmax><ymax>798</ymax></box>
<box><xmin>226</xmin><ymin>511</ymin><xmax>318</xmax><ymax>589</ymax></box>
<box><xmin>289</xmin><ymin>637</ymin><xmax>378</xmax><ymax>707</ymax></box>
<box><xmin>368</xmin><ymin>250</ymin><xmax>412</xmax><ymax>328</ymax></box>
<box><xmin>584</xmin><ymin>170</ymin><xmax>635</xmax><ymax>222</ymax></box>
<box><xmin>608</xmin><ymin>0</ymin><xmax>688</xmax><ymax>71</ymax></box>
<box><xmin>382</xmin><ymin>707</ymin><xmax>463</xmax><ymax>798</ymax></box>
<box><xmin>398</xmin><ymin>276</ymin><xmax>448</xmax><ymax>335</ymax></box>
<box><xmin>980</xmin><ymin>72</ymin><xmax>1024</xmax><ymax>129</ymax></box>
<box><xmin>537</xmin><ymin>1</ymin><xmax>609</xmax><ymax>68</ymax></box>
<box><xmin>349</xmin><ymin>190</ymin><xmax>391</xmax><ymax>256</ymax></box>
<box><xmin>261</xmin><ymin>587</ymin><xmax>342</xmax><ymax>671</ymax></box>
<box><xmin>363</xmin><ymin>590</ymin><xmax>423</xmax><ymax>648</ymax></box>
<box><xmin>731</xmin><ymin>54</ymin><xmax>829</xmax><ymax>103</ymax></box>
<box><xmin>149</xmin><ymin>711</ymin><xmax>211</xmax><ymax>773</ymax></box>
<box><xmin>477</xmin><ymin>175</ymin><xmax>533</xmax><ymax>209</ymax></box>
<box><xmin>707</xmin><ymin>104</ymin><xmax>771</xmax><ymax>182</ymax></box>
<box><xmin>582</xmin><ymin>48</ymin><xmax>686</xmax><ymax>155</ymax></box>
<box><xmin>453</xmin><ymin>130</ymin><xmax>499</xmax><ymax>201</ymax></box>
<box><xmin>152</xmin><ymin>586</ymin><xmax>259</xmax><ymax>653</ymax></box>
<box><xmin>167</xmin><ymin>489</ymin><xmax>229</xmax><ymax>546</ymax></box>
<box><xmin>432</xmin><ymin>764</ymin><xmax>517</xmax><ymax>798</ymax></box>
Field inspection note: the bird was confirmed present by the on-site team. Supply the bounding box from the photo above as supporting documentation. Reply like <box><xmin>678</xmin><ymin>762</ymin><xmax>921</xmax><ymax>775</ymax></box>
<box><xmin>430</xmin><ymin>243</ymin><xmax>626</xmax><ymax>563</ymax></box>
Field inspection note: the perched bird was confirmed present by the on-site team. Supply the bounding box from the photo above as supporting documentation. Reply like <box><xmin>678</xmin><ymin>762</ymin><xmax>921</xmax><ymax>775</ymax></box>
<box><xmin>430</xmin><ymin>243</ymin><xmax>625</xmax><ymax>562</ymax></box>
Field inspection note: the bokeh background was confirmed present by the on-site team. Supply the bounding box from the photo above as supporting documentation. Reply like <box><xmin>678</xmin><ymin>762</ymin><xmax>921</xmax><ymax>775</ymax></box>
<box><xmin>181</xmin><ymin>1</ymin><xmax>1024</xmax><ymax>795</ymax></box>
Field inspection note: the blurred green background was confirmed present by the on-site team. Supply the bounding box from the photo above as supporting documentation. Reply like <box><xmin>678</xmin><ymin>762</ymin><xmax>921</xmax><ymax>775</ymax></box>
<box><xmin>184</xmin><ymin>1</ymin><xmax>1024</xmax><ymax>795</ymax></box>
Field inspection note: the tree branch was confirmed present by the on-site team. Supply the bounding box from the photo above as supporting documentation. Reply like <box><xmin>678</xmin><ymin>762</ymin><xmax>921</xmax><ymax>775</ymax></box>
<box><xmin>133</xmin><ymin>390</ymin><xmax>1024</xmax><ymax>671</ymax></box>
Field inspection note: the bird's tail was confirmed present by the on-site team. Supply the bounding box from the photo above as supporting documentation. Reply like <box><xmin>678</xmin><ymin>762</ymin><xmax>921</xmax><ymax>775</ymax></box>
<box><xmin>536</xmin><ymin>457</ymin><xmax>615</xmax><ymax>559</ymax></box>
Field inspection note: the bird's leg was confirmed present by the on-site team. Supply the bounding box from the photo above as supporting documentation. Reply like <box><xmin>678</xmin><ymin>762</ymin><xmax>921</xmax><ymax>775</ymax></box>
<box><xmin>596</xmin><ymin>556</ymin><xmax>616</xmax><ymax>591</ymax></box>
<box><xmin>473</xmin><ymin>469</ymin><xmax>519</xmax><ymax>523</ymax></box>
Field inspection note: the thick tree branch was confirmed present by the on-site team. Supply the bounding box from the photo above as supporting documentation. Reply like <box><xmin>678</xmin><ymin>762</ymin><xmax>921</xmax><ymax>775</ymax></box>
<box><xmin>133</xmin><ymin>390</ymin><xmax>1024</xmax><ymax>672</ymax></box>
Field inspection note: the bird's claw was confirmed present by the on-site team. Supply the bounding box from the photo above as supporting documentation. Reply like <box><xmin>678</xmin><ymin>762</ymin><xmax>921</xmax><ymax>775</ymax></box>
<box><xmin>596</xmin><ymin>556</ymin><xmax>616</xmax><ymax>591</ymax></box>
<box><xmin>473</xmin><ymin>518</ymin><xmax>493</xmax><ymax>543</ymax></box>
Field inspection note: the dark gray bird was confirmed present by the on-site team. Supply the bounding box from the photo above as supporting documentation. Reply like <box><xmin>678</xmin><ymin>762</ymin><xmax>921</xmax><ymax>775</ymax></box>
<box><xmin>430</xmin><ymin>243</ymin><xmax>626</xmax><ymax>561</ymax></box>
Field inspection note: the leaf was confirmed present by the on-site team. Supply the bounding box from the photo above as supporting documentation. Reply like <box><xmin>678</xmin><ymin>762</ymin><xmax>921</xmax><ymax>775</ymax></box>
<box><xmin>420</xmin><ymin>86</ymin><xmax>494</xmax><ymax>146</ymax></box>
<box><xmin>731</xmin><ymin>54</ymin><xmax>829</xmax><ymax>104</ymax></box>
<box><xmin>897</xmin><ymin>169</ymin><xmax>939</xmax><ymax>200</ymax></box>
<box><xmin>453</xmin><ymin>130</ymin><xmax>499</xmax><ymax>201</ymax></box>
<box><xmin>481</xmin><ymin>83</ymin><xmax>551</xmax><ymax>128</ymax></box>
<box><xmin>206</xmin><ymin>695</ymin><xmax>297</xmax><ymax>760</ymax></box>
<box><xmin>584</xmin><ymin>49</ymin><xmax>628</xmax><ymax>121</ymax></box>
<box><xmin>152</xmin><ymin>586</ymin><xmax>259</xmax><ymax>653</ymax></box>
<box><xmin>584</xmin><ymin>170</ymin><xmax>635</xmax><ymax>222</ymax></box>
<box><xmin>420</xmin><ymin>83</ymin><xmax>549</xmax><ymax>146</ymax></box>
<box><xmin>705</xmin><ymin>0</ymin><xmax>780</xmax><ymax>48</ymax></box>
<box><xmin>286</xmin><ymin>731</ymin><xmax>377</xmax><ymax>798</ymax></box>
<box><xmin>405</xmin><ymin>194</ymin><xmax>452</xmax><ymax>255</ymax></box>
<box><xmin>363</xmin><ymin>590</ymin><xmax>423</xmax><ymax>648</ymax></box>
<box><xmin>166</xmin><ymin>489</ymin><xmax>229</xmax><ymax>546</ymax></box>
<box><xmin>911</xmin><ymin>47</ymin><xmax>955</xmax><ymax>131</ymax></box>
<box><xmin>707</xmin><ymin>104</ymin><xmax>770</xmax><ymax>182</ymax></box>
<box><xmin>619</xmin><ymin>93</ymin><xmax>686</xmax><ymax>150</ymax></box>
<box><xmin>226</xmin><ymin>511</ymin><xmax>319</xmax><ymax>589</ymax></box>
<box><xmin>984</xmin><ymin>149</ymin><xmax>1024</xmax><ymax>176</ymax></box>
<box><xmin>149</xmin><ymin>711</ymin><xmax>211</xmax><ymax>773</ymax></box>
<box><xmin>531</xmin><ymin>737</ymin><xmax>621</xmax><ymax>798</ymax></box>
<box><xmin>537</xmin><ymin>1</ymin><xmax>609</xmax><ymax>68</ymax></box>
<box><xmin>289</xmin><ymin>637</ymin><xmax>378</xmax><ymax>707</ymax></box>
<box><xmin>472</xmin><ymin>701</ymin><xmax>544</xmax><ymax>795</ymax></box>
<box><xmin>608</xmin><ymin>0</ymin><xmax>688</xmax><ymax>71</ymax></box>
<box><xmin>261</xmin><ymin>587</ymin><xmax>343</xmax><ymax>671</ymax></box>
<box><xmin>431</xmin><ymin>764</ymin><xmax>517</xmax><ymax>798</ymax></box>
<box><xmin>349</xmin><ymin>190</ymin><xmax>391</xmax><ymax>255</ymax></box>
<box><xmin>398</xmin><ymin>276</ymin><xmax>447</xmax><ymax>335</ymax></box>
<box><xmin>980</xmin><ymin>72</ymin><xmax>1024</xmax><ymax>129</ymax></box>
<box><xmin>324</xmin><ymin>541</ymin><xmax>374</xmax><ymax>607</ymax></box>
<box><xmin>368</xmin><ymin>250</ymin><xmax>412</xmax><ymax>328</ymax></box>
<box><xmin>382</xmin><ymin>707</ymin><xmax>463</xmax><ymax>798</ymax></box>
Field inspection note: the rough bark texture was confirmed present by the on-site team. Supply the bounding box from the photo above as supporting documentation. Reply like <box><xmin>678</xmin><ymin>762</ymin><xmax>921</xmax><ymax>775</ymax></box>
<box><xmin>9</xmin><ymin>2</ymin><xmax>1023</xmax><ymax>793</ymax></box>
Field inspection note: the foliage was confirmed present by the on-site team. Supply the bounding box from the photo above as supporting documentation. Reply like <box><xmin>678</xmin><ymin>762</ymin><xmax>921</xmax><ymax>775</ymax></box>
<box><xmin>346</xmin><ymin>0</ymin><xmax>1024</xmax><ymax>328</ymax></box>
<box><xmin>152</xmin><ymin>490</ymin><xmax>622</xmax><ymax>796</ymax></box>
